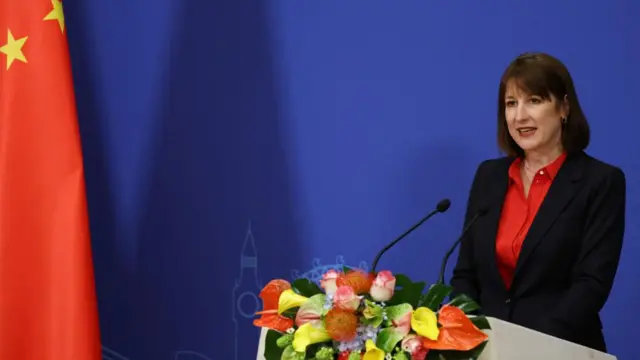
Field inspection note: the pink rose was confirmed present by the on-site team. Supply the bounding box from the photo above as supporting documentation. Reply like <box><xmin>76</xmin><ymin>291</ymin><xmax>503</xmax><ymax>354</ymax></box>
<box><xmin>369</xmin><ymin>270</ymin><xmax>396</xmax><ymax>302</ymax></box>
<box><xmin>332</xmin><ymin>285</ymin><xmax>360</xmax><ymax>312</ymax></box>
<box><xmin>401</xmin><ymin>334</ymin><xmax>428</xmax><ymax>360</ymax></box>
<box><xmin>320</xmin><ymin>270</ymin><xmax>340</xmax><ymax>295</ymax></box>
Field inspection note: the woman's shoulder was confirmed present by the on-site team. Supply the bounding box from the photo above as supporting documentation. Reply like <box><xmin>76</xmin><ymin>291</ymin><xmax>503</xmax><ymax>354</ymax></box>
<box><xmin>581</xmin><ymin>152</ymin><xmax>623</xmax><ymax>171</ymax></box>
<box><xmin>580</xmin><ymin>152</ymin><xmax>626</xmax><ymax>183</ymax></box>
<box><xmin>473</xmin><ymin>152</ymin><xmax>625</xmax><ymax>178</ymax></box>
<box><xmin>473</xmin><ymin>156</ymin><xmax>514</xmax><ymax>176</ymax></box>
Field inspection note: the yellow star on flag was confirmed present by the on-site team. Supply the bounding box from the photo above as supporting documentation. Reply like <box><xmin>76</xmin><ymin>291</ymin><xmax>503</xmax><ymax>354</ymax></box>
<box><xmin>0</xmin><ymin>29</ymin><xmax>28</xmax><ymax>70</ymax></box>
<box><xmin>43</xmin><ymin>0</ymin><xmax>65</xmax><ymax>33</ymax></box>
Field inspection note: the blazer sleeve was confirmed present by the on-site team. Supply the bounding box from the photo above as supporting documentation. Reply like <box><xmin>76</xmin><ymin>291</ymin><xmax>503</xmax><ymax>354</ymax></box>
<box><xmin>450</xmin><ymin>160</ymin><xmax>487</xmax><ymax>302</ymax></box>
<box><xmin>541</xmin><ymin>166</ymin><xmax>626</xmax><ymax>337</ymax></box>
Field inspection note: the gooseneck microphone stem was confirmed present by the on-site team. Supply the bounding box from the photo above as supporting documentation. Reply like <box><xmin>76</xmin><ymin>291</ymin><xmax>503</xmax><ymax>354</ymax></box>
<box><xmin>371</xmin><ymin>199</ymin><xmax>451</xmax><ymax>273</ymax></box>
<box><xmin>437</xmin><ymin>206</ymin><xmax>489</xmax><ymax>285</ymax></box>
<box><xmin>371</xmin><ymin>210</ymin><xmax>437</xmax><ymax>273</ymax></box>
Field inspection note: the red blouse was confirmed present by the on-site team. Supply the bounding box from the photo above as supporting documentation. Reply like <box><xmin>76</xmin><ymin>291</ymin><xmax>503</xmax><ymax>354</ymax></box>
<box><xmin>495</xmin><ymin>152</ymin><xmax>567</xmax><ymax>289</ymax></box>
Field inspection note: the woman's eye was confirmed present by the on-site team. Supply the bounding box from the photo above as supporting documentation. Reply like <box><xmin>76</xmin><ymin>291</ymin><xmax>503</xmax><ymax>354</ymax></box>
<box><xmin>530</xmin><ymin>97</ymin><xmax>542</xmax><ymax>104</ymax></box>
<box><xmin>505</xmin><ymin>100</ymin><xmax>516</xmax><ymax>107</ymax></box>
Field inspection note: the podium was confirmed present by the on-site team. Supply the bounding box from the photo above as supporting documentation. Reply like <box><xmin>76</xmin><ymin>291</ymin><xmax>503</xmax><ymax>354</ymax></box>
<box><xmin>256</xmin><ymin>317</ymin><xmax>616</xmax><ymax>359</ymax></box>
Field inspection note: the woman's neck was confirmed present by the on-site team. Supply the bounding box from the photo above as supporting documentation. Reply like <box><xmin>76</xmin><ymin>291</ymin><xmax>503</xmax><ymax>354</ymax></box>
<box><xmin>523</xmin><ymin>147</ymin><xmax>564</xmax><ymax>171</ymax></box>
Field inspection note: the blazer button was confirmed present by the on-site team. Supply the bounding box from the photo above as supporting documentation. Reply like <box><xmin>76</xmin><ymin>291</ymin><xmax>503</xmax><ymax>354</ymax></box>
<box><xmin>505</xmin><ymin>298</ymin><xmax>511</xmax><ymax>304</ymax></box>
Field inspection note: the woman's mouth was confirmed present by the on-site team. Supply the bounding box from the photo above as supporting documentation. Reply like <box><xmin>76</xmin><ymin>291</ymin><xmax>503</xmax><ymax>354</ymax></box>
<box><xmin>517</xmin><ymin>127</ymin><xmax>537</xmax><ymax>137</ymax></box>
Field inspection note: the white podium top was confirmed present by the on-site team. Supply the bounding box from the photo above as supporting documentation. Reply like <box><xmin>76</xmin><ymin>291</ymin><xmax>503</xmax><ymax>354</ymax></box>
<box><xmin>256</xmin><ymin>317</ymin><xmax>617</xmax><ymax>360</ymax></box>
<box><xmin>479</xmin><ymin>317</ymin><xmax>616</xmax><ymax>360</ymax></box>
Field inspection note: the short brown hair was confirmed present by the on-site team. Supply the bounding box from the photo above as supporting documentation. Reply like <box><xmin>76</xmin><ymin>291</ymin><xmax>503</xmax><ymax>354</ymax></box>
<box><xmin>497</xmin><ymin>52</ymin><xmax>590</xmax><ymax>157</ymax></box>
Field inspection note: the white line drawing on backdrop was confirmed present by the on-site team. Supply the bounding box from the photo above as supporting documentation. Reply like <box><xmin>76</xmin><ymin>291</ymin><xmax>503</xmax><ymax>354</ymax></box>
<box><xmin>230</xmin><ymin>222</ymin><xmax>368</xmax><ymax>359</ymax></box>
<box><xmin>102</xmin><ymin>346</ymin><xmax>130</xmax><ymax>360</ymax></box>
<box><xmin>292</xmin><ymin>256</ymin><xmax>369</xmax><ymax>284</ymax></box>
<box><xmin>173</xmin><ymin>350</ymin><xmax>214</xmax><ymax>360</ymax></box>
<box><xmin>101</xmin><ymin>222</ymin><xmax>369</xmax><ymax>359</ymax></box>
<box><xmin>232</xmin><ymin>221</ymin><xmax>262</xmax><ymax>360</ymax></box>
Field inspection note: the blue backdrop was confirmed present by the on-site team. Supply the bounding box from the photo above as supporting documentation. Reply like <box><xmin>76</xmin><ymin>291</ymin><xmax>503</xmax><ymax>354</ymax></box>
<box><xmin>64</xmin><ymin>1</ymin><xmax>639</xmax><ymax>359</ymax></box>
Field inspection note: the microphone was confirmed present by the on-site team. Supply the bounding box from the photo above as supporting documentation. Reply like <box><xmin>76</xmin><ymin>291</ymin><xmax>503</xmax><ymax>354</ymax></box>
<box><xmin>371</xmin><ymin>199</ymin><xmax>451</xmax><ymax>273</ymax></box>
<box><xmin>437</xmin><ymin>204</ymin><xmax>489</xmax><ymax>285</ymax></box>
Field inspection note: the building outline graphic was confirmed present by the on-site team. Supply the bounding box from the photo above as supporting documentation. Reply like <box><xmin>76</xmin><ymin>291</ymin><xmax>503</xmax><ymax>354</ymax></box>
<box><xmin>232</xmin><ymin>221</ymin><xmax>263</xmax><ymax>360</ymax></box>
<box><xmin>100</xmin><ymin>221</ymin><xmax>368</xmax><ymax>359</ymax></box>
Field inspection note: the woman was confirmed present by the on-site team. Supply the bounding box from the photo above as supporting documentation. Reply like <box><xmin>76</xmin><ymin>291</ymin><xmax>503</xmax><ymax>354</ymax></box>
<box><xmin>450</xmin><ymin>52</ymin><xmax>626</xmax><ymax>353</ymax></box>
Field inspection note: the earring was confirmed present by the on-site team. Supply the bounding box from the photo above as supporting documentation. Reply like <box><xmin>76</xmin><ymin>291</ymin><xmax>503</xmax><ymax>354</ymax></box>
<box><xmin>561</xmin><ymin>117</ymin><xmax>567</xmax><ymax>124</ymax></box>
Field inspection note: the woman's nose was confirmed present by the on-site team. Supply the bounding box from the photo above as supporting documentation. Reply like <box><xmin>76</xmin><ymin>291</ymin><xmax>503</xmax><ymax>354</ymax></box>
<box><xmin>514</xmin><ymin>104</ymin><xmax>528</xmax><ymax>122</ymax></box>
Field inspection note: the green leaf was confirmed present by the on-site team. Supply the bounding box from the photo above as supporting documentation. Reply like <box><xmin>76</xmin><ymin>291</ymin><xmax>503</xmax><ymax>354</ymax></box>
<box><xmin>361</xmin><ymin>299</ymin><xmax>384</xmax><ymax>327</ymax></box>
<box><xmin>392</xmin><ymin>351</ymin><xmax>410</xmax><ymax>360</ymax></box>
<box><xmin>471</xmin><ymin>315</ymin><xmax>491</xmax><ymax>330</ymax></box>
<box><xmin>376</xmin><ymin>327</ymin><xmax>404</xmax><ymax>353</ymax></box>
<box><xmin>394</xmin><ymin>274</ymin><xmax>413</xmax><ymax>286</ymax></box>
<box><xmin>305</xmin><ymin>342</ymin><xmax>331</xmax><ymax>358</ymax></box>
<box><xmin>425</xmin><ymin>352</ymin><xmax>441</xmax><ymax>360</ymax></box>
<box><xmin>419</xmin><ymin>284</ymin><xmax>453</xmax><ymax>311</ymax></box>
<box><xmin>342</xmin><ymin>265</ymin><xmax>353</xmax><ymax>273</ymax></box>
<box><xmin>276</xmin><ymin>334</ymin><xmax>293</xmax><ymax>348</ymax></box>
<box><xmin>280</xmin><ymin>345</ymin><xmax>306</xmax><ymax>360</ymax></box>
<box><xmin>264</xmin><ymin>330</ymin><xmax>285</xmax><ymax>360</ymax></box>
<box><xmin>386</xmin><ymin>276</ymin><xmax>426</xmax><ymax>308</ymax></box>
<box><xmin>385</xmin><ymin>303</ymin><xmax>412</xmax><ymax>322</ymax></box>
<box><xmin>314</xmin><ymin>346</ymin><xmax>335</xmax><ymax>360</ymax></box>
<box><xmin>281</xmin><ymin>308</ymin><xmax>299</xmax><ymax>320</ymax></box>
<box><xmin>424</xmin><ymin>350</ymin><xmax>446</xmax><ymax>360</ymax></box>
<box><xmin>292</xmin><ymin>278</ymin><xmax>322</xmax><ymax>297</ymax></box>
<box><xmin>447</xmin><ymin>294</ymin><xmax>480</xmax><ymax>313</ymax></box>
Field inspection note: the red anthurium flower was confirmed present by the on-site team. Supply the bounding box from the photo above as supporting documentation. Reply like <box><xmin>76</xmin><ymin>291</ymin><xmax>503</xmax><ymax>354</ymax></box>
<box><xmin>253</xmin><ymin>279</ymin><xmax>294</xmax><ymax>333</ymax></box>
<box><xmin>422</xmin><ymin>304</ymin><xmax>488</xmax><ymax>351</ymax></box>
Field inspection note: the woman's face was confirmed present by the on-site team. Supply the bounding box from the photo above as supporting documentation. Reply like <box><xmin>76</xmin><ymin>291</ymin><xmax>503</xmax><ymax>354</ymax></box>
<box><xmin>504</xmin><ymin>81</ymin><xmax>568</xmax><ymax>155</ymax></box>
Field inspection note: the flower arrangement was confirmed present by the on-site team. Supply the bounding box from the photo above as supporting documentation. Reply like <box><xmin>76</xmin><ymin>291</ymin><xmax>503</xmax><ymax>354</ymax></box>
<box><xmin>253</xmin><ymin>267</ymin><xmax>490</xmax><ymax>360</ymax></box>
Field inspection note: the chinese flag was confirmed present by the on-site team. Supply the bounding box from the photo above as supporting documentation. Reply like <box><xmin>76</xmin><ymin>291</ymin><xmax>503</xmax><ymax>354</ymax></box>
<box><xmin>0</xmin><ymin>0</ymin><xmax>101</xmax><ymax>359</ymax></box>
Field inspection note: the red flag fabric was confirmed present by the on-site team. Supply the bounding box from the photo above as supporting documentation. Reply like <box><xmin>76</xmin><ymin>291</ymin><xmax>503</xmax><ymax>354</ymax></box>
<box><xmin>0</xmin><ymin>0</ymin><xmax>101</xmax><ymax>358</ymax></box>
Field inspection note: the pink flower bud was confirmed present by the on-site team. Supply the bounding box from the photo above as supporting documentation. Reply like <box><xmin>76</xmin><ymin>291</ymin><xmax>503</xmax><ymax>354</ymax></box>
<box><xmin>402</xmin><ymin>334</ymin><xmax>428</xmax><ymax>359</ymax></box>
<box><xmin>320</xmin><ymin>270</ymin><xmax>340</xmax><ymax>295</ymax></box>
<box><xmin>332</xmin><ymin>285</ymin><xmax>360</xmax><ymax>312</ymax></box>
<box><xmin>369</xmin><ymin>270</ymin><xmax>396</xmax><ymax>302</ymax></box>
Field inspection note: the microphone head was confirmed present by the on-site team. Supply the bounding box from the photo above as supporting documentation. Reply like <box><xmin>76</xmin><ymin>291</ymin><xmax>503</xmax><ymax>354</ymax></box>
<box><xmin>478</xmin><ymin>204</ymin><xmax>490</xmax><ymax>216</ymax></box>
<box><xmin>436</xmin><ymin>199</ymin><xmax>451</xmax><ymax>213</ymax></box>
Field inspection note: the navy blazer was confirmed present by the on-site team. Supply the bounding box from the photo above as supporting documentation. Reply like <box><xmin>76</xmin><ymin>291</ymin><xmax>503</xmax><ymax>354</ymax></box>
<box><xmin>450</xmin><ymin>151</ymin><xmax>626</xmax><ymax>352</ymax></box>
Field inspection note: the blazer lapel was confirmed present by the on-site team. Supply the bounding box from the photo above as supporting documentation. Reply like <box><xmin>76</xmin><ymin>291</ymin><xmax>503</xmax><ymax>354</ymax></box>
<box><xmin>512</xmin><ymin>152</ymin><xmax>587</xmax><ymax>285</ymax></box>
<box><xmin>477</xmin><ymin>158</ymin><xmax>511</xmax><ymax>292</ymax></box>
